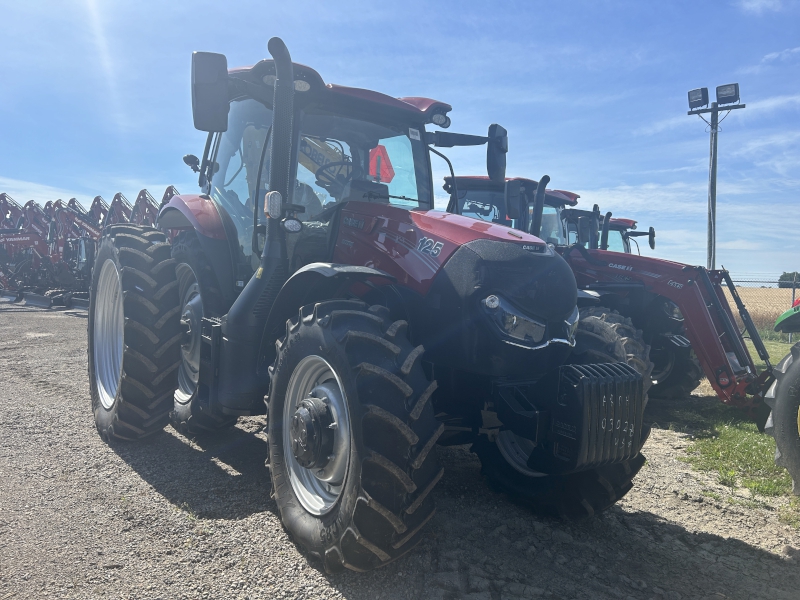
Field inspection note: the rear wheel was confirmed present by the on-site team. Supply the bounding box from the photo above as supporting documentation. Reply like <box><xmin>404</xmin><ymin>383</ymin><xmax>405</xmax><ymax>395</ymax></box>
<box><xmin>765</xmin><ymin>346</ymin><xmax>800</xmax><ymax>495</ymax></box>
<box><xmin>268</xmin><ymin>300</ymin><xmax>443</xmax><ymax>572</ymax></box>
<box><xmin>472</xmin><ymin>305</ymin><xmax>651</xmax><ymax>518</ymax></box>
<box><xmin>170</xmin><ymin>231</ymin><xmax>236</xmax><ymax>435</ymax></box>
<box><xmin>88</xmin><ymin>225</ymin><xmax>181</xmax><ymax>441</ymax></box>
<box><xmin>649</xmin><ymin>345</ymin><xmax>703</xmax><ymax>399</ymax></box>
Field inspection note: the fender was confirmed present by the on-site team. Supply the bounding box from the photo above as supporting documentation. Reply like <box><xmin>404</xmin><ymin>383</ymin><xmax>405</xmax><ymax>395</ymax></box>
<box><xmin>256</xmin><ymin>262</ymin><xmax>396</xmax><ymax>377</ymax></box>
<box><xmin>158</xmin><ymin>194</ymin><xmax>238</xmax><ymax>308</ymax></box>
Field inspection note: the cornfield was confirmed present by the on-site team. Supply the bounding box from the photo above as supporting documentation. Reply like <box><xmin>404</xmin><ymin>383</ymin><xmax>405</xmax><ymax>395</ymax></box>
<box><xmin>722</xmin><ymin>282</ymin><xmax>798</xmax><ymax>339</ymax></box>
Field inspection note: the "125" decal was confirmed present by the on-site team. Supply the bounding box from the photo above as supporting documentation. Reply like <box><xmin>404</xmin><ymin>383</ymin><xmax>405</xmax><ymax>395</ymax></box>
<box><xmin>417</xmin><ymin>237</ymin><xmax>443</xmax><ymax>257</ymax></box>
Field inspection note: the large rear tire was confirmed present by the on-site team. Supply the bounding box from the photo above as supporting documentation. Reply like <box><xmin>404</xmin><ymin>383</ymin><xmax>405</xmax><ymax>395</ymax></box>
<box><xmin>169</xmin><ymin>231</ymin><xmax>236</xmax><ymax>436</ymax></box>
<box><xmin>472</xmin><ymin>305</ymin><xmax>650</xmax><ymax>519</ymax></box>
<box><xmin>765</xmin><ymin>346</ymin><xmax>800</xmax><ymax>495</ymax></box>
<box><xmin>88</xmin><ymin>225</ymin><xmax>181</xmax><ymax>441</ymax></box>
<box><xmin>268</xmin><ymin>300</ymin><xmax>443</xmax><ymax>572</ymax></box>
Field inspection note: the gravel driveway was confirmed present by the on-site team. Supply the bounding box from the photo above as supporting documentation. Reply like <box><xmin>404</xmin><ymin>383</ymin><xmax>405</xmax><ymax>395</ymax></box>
<box><xmin>1</xmin><ymin>298</ymin><xmax>799</xmax><ymax>599</ymax></box>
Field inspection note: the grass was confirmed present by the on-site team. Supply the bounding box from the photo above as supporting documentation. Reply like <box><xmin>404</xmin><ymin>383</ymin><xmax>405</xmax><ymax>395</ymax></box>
<box><xmin>651</xmin><ymin>386</ymin><xmax>800</xmax><ymax>526</ymax></box>
<box><xmin>744</xmin><ymin>338</ymin><xmax>794</xmax><ymax>373</ymax></box>
<box><xmin>681</xmin><ymin>420</ymin><xmax>793</xmax><ymax>497</ymax></box>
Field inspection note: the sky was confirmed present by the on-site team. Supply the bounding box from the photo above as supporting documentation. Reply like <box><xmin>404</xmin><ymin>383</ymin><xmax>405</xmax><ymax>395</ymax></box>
<box><xmin>1</xmin><ymin>0</ymin><xmax>798</xmax><ymax>277</ymax></box>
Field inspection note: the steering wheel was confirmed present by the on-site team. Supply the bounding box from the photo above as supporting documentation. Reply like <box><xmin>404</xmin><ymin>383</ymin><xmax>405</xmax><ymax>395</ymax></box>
<box><xmin>315</xmin><ymin>161</ymin><xmax>355</xmax><ymax>189</ymax></box>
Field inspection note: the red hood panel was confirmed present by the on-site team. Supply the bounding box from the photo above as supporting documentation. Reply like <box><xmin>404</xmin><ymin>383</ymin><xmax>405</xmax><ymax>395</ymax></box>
<box><xmin>332</xmin><ymin>202</ymin><xmax>547</xmax><ymax>295</ymax></box>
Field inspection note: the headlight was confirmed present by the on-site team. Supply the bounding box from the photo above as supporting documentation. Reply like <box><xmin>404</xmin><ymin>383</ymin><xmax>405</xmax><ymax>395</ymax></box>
<box><xmin>482</xmin><ymin>294</ymin><xmax>546</xmax><ymax>344</ymax></box>
<box><xmin>565</xmin><ymin>305</ymin><xmax>579</xmax><ymax>341</ymax></box>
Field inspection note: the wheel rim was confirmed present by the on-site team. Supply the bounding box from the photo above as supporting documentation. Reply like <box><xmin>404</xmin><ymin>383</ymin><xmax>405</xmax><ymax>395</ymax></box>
<box><xmin>93</xmin><ymin>259</ymin><xmax>124</xmax><ymax>410</ymax></box>
<box><xmin>650</xmin><ymin>347</ymin><xmax>675</xmax><ymax>383</ymax></box>
<box><xmin>283</xmin><ymin>355</ymin><xmax>351</xmax><ymax>515</ymax></box>
<box><xmin>175</xmin><ymin>263</ymin><xmax>203</xmax><ymax>405</ymax></box>
<box><xmin>496</xmin><ymin>431</ymin><xmax>546</xmax><ymax>478</ymax></box>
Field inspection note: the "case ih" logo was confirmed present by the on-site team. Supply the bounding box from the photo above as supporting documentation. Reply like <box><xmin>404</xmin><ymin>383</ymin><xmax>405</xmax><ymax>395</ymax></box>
<box><xmin>608</xmin><ymin>263</ymin><xmax>632</xmax><ymax>271</ymax></box>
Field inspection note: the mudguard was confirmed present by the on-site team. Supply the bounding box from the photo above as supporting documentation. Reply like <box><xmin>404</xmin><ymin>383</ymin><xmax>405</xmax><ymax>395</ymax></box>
<box><xmin>158</xmin><ymin>194</ymin><xmax>238</xmax><ymax>308</ymax></box>
<box><xmin>256</xmin><ymin>262</ymin><xmax>395</xmax><ymax>376</ymax></box>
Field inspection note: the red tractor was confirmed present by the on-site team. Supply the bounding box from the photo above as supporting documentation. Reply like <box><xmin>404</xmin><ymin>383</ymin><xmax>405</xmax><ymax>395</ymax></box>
<box><xmin>88</xmin><ymin>38</ymin><xmax>649</xmax><ymax>572</ymax></box>
<box><xmin>446</xmin><ymin>175</ymin><xmax>772</xmax><ymax>412</ymax></box>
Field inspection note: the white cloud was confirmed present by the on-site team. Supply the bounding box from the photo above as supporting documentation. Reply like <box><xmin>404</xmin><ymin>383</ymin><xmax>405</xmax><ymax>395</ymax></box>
<box><xmin>0</xmin><ymin>176</ymin><xmax>86</xmax><ymax>205</ymax></box>
<box><xmin>737</xmin><ymin>0</ymin><xmax>784</xmax><ymax>13</ymax></box>
<box><xmin>633</xmin><ymin>115</ymin><xmax>691</xmax><ymax>136</ymax></box>
<box><xmin>739</xmin><ymin>47</ymin><xmax>800</xmax><ymax>73</ymax></box>
<box><xmin>747</xmin><ymin>94</ymin><xmax>800</xmax><ymax>112</ymax></box>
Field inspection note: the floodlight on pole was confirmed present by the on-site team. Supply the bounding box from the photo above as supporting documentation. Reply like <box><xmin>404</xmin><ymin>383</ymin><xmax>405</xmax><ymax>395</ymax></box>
<box><xmin>687</xmin><ymin>84</ymin><xmax>745</xmax><ymax>270</ymax></box>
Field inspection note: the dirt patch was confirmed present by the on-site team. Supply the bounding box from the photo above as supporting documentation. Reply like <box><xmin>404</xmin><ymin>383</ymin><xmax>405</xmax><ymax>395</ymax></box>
<box><xmin>1</xmin><ymin>298</ymin><xmax>799</xmax><ymax>599</ymax></box>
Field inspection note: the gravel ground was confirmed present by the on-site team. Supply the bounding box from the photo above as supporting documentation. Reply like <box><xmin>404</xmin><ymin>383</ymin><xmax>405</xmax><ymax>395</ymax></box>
<box><xmin>1</xmin><ymin>297</ymin><xmax>799</xmax><ymax>600</ymax></box>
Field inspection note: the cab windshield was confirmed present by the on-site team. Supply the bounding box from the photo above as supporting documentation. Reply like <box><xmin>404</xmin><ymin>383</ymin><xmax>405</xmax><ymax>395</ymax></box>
<box><xmin>536</xmin><ymin>206</ymin><xmax>567</xmax><ymax>246</ymax></box>
<box><xmin>455</xmin><ymin>189</ymin><xmax>514</xmax><ymax>226</ymax></box>
<box><xmin>208</xmin><ymin>97</ymin><xmax>433</xmax><ymax>276</ymax></box>
<box><xmin>288</xmin><ymin>109</ymin><xmax>432</xmax><ymax>212</ymax></box>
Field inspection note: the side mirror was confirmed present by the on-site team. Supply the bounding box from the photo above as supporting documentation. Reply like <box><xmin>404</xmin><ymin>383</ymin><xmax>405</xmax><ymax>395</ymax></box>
<box><xmin>487</xmin><ymin>124</ymin><xmax>508</xmax><ymax>183</ymax></box>
<box><xmin>183</xmin><ymin>154</ymin><xmax>200</xmax><ymax>173</ymax></box>
<box><xmin>504</xmin><ymin>180</ymin><xmax>522</xmax><ymax>220</ymax></box>
<box><xmin>191</xmin><ymin>52</ymin><xmax>230</xmax><ymax>132</ymax></box>
<box><xmin>649</xmin><ymin>226</ymin><xmax>656</xmax><ymax>250</ymax></box>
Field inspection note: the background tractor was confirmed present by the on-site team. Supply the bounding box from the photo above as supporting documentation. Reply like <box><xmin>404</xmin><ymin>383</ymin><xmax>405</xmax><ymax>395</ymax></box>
<box><xmin>445</xmin><ymin>175</ymin><xmax>773</xmax><ymax>416</ymax></box>
<box><xmin>765</xmin><ymin>300</ymin><xmax>800</xmax><ymax>493</ymax></box>
<box><xmin>87</xmin><ymin>38</ymin><xmax>648</xmax><ymax>572</ymax></box>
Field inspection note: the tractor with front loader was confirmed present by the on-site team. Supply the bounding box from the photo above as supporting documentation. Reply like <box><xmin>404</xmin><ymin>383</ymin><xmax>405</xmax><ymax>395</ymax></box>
<box><xmin>87</xmin><ymin>38</ymin><xmax>649</xmax><ymax>572</ymax></box>
<box><xmin>445</xmin><ymin>175</ymin><xmax>773</xmax><ymax>416</ymax></box>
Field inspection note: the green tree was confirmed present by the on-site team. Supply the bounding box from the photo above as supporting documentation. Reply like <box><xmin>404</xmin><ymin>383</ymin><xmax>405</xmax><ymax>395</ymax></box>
<box><xmin>779</xmin><ymin>272</ymin><xmax>800</xmax><ymax>288</ymax></box>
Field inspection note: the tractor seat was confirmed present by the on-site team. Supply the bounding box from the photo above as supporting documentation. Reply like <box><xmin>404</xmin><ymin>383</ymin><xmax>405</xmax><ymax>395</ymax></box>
<box><xmin>293</xmin><ymin>182</ymin><xmax>323</xmax><ymax>221</ymax></box>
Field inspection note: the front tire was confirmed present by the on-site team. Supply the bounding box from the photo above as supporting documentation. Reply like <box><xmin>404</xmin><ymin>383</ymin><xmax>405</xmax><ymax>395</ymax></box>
<box><xmin>766</xmin><ymin>346</ymin><xmax>800</xmax><ymax>495</ymax></box>
<box><xmin>169</xmin><ymin>231</ymin><xmax>236</xmax><ymax>435</ymax></box>
<box><xmin>268</xmin><ymin>300</ymin><xmax>443</xmax><ymax>572</ymax></box>
<box><xmin>649</xmin><ymin>344</ymin><xmax>703</xmax><ymax>399</ymax></box>
<box><xmin>472</xmin><ymin>305</ymin><xmax>651</xmax><ymax>519</ymax></box>
<box><xmin>88</xmin><ymin>225</ymin><xmax>181</xmax><ymax>441</ymax></box>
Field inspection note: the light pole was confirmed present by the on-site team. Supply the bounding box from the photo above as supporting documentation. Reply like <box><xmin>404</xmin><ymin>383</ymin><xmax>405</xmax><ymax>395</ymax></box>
<box><xmin>687</xmin><ymin>84</ymin><xmax>745</xmax><ymax>270</ymax></box>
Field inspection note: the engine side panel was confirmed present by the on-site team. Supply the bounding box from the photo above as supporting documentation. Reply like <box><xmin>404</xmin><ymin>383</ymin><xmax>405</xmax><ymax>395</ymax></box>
<box><xmin>332</xmin><ymin>202</ymin><xmax>547</xmax><ymax>296</ymax></box>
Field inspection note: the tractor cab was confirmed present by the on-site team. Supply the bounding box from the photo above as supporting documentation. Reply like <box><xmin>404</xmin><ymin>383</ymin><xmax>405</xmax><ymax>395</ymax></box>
<box><xmin>444</xmin><ymin>175</ymin><xmax>655</xmax><ymax>254</ymax></box>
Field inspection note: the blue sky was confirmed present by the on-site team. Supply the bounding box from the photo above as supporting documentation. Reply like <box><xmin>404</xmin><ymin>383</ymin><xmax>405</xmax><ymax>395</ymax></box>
<box><xmin>1</xmin><ymin>0</ymin><xmax>798</xmax><ymax>276</ymax></box>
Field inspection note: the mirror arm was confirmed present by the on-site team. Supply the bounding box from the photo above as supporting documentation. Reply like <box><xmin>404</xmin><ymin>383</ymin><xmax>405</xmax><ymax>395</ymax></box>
<box><xmin>426</xmin><ymin>131</ymin><xmax>488</xmax><ymax>148</ymax></box>
<box><xmin>429</xmin><ymin>146</ymin><xmax>459</xmax><ymax>214</ymax></box>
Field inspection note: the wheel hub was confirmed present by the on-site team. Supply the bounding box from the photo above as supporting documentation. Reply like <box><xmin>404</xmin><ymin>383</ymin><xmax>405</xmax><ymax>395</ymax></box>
<box><xmin>291</xmin><ymin>396</ymin><xmax>335</xmax><ymax>469</ymax></box>
<box><xmin>283</xmin><ymin>356</ymin><xmax>351</xmax><ymax>515</ymax></box>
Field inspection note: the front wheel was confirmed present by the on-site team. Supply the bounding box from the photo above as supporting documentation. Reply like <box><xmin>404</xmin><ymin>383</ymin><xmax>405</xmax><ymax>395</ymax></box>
<box><xmin>169</xmin><ymin>231</ymin><xmax>235</xmax><ymax>435</ymax></box>
<box><xmin>268</xmin><ymin>300</ymin><xmax>443</xmax><ymax>572</ymax></box>
<box><xmin>649</xmin><ymin>344</ymin><xmax>703</xmax><ymax>399</ymax></box>
<box><xmin>472</xmin><ymin>305</ymin><xmax>650</xmax><ymax>518</ymax></box>
<box><xmin>766</xmin><ymin>346</ymin><xmax>800</xmax><ymax>495</ymax></box>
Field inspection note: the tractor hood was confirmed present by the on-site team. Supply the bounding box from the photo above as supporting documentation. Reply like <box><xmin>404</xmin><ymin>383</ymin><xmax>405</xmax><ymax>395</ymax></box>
<box><xmin>411</xmin><ymin>209</ymin><xmax>548</xmax><ymax>251</ymax></box>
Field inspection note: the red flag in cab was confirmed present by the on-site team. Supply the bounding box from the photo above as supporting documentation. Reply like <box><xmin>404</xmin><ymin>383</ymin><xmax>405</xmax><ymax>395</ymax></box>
<box><xmin>369</xmin><ymin>145</ymin><xmax>395</xmax><ymax>183</ymax></box>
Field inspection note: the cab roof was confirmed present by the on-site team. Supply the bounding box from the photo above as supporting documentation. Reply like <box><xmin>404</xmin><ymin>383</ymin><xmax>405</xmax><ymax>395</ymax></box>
<box><xmin>229</xmin><ymin>61</ymin><xmax>452</xmax><ymax>122</ymax></box>
<box><xmin>446</xmin><ymin>176</ymin><xmax>580</xmax><ymax>207</ymax></box>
